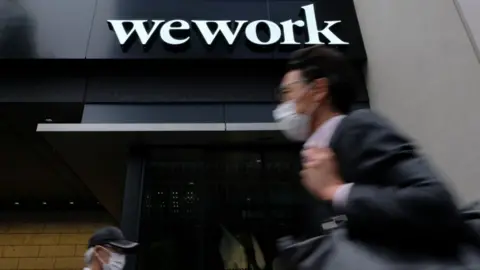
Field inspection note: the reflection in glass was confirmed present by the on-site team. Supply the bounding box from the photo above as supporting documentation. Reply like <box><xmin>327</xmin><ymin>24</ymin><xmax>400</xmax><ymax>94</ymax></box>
<box><xmin>0</xmin><ymin>0</ymin><xmax>37</xmax><ymax>58</ymax></box>
<box><xmin>139</xmin><ymin>146</ymin><xmax>333</xmax><ymax>270</ymax></box>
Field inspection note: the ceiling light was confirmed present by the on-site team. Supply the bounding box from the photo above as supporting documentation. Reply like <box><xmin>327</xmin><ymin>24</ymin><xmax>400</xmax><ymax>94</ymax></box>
<box><xmin>14</xmin><ymin>202</ymin><xmax>19</xmax><ymax>205</ymax></box>
<box><xmin>69</xmin><ymin>201</ymin><xmax>74</xmax><ymax>205</ymax></box>
<box><xmin>42</xmin><ymin>202</ymin><xmax>47</xmax><ymax>205</ymax></box>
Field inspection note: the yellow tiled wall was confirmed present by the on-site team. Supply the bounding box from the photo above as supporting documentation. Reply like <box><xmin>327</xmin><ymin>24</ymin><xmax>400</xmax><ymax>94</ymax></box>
<box><xmin>0</xmin><ymin>212</ymin><xmax>115</xmax><ymax>270</ymax></box>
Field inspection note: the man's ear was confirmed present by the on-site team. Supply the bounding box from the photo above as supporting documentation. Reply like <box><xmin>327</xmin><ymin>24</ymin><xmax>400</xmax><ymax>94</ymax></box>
<box><xmin>312</xmin><ymin>78</ymin><xmax>329</xmax><ymax>102</ymax></box>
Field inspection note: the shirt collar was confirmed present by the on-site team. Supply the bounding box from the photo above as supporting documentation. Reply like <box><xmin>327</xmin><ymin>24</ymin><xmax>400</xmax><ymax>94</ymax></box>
<box><xmin>304</xmin><ymin>115</ymin><xmax>345</xmax><ymax>148</ymax></box>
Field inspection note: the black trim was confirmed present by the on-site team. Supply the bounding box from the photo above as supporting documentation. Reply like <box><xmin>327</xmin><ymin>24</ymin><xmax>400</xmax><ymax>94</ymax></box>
<box><xmin>120</xmin><ymin>147</ymin><xmax>147</xmax><ymax>270</ymax></box>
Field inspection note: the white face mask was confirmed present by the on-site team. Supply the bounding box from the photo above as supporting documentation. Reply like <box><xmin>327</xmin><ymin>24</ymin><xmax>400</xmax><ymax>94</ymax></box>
<box><xmin>101</xmin><ymin>252</ymin><xmax>126</xmax><ymax>270</ymax></box>
<box><xmin>273</xmin><ymin>100</ymin><xmax>310</xmax><ymax>141</ymax></box>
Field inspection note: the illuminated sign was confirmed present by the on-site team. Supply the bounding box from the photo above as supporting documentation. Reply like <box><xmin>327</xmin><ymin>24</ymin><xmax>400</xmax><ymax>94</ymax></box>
<box><xmin>108</xmin><ymin>4</ymin><xmax>348</xmax><ymax>49</ymax></box>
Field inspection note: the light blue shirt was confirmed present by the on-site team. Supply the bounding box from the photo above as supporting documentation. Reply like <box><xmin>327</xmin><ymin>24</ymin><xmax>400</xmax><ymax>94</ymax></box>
<box><xmin>303</xmin><ymin>115</ymin><xmax>352</xmax><ymax>211</ymax></box>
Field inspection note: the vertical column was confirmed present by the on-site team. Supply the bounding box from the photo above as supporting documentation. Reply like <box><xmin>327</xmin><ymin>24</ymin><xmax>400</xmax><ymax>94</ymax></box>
<box><xmin>120</xmin><ymin>147</ymin><xmax>147</xmax><ymax>270</ymax></box>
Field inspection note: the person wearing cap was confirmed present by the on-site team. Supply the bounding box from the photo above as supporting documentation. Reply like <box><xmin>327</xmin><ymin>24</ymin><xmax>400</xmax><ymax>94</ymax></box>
<box><xmin>84</xmin><ymin>226</ymin><xmax>139</xmax><ymax>270</ymax></box>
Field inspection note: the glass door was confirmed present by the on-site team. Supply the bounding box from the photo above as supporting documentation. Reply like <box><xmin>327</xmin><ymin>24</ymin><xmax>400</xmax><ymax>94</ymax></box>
<box><xmin>139</xmin><ymin>145</ymin><xmax>327</xmax><ymax>270</ymax></box>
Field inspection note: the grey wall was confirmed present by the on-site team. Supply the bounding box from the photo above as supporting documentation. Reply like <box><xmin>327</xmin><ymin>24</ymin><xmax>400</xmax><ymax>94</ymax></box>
<box><xmin>354</xmin><ymin>0</ymin><xmax>480</xmax><ymax>203</ymax></box>
<box><xmin>455</xmin><ymin>0</ymin><xmax>480</xmax><ymax>62</ymax></box>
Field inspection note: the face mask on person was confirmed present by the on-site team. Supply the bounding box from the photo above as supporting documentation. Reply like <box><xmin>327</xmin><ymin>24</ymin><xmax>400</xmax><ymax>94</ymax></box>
<box><xmin>97</xmin><ymin>249</ymin><xmax>126</xmax><ymax>270</ymax></box>
<box><xmin>273</xmin><ymin>100</ymin><xmax>311</xmax><ymax>141</ymax></box>
<box><xmin>103</xmin><ymin>252</ymin><xmax>126</xmax><ymax>270</ymax></box>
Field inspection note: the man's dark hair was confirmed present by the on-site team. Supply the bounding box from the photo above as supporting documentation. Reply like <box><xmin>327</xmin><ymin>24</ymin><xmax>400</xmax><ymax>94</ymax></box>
<box><xmin>287</xmin><ymin>45</ymin><xmax>359</xmax><ymax>114</ymax></box>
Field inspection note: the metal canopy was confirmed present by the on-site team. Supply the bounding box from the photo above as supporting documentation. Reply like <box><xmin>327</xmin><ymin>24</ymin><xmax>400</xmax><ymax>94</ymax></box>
<box><xmin>37</xmin><ymin>122</ymin><xmax>281</xmax><ymax>132</ymax></box>
<box><xmin>36</xmin><ymin>122</ymin><xmax>289</xmax><ymax>220</ymax></box>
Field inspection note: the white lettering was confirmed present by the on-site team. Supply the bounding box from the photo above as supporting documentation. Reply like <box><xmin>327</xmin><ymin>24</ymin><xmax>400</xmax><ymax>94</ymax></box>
<box><xmin>160</xmin><ymin>20</ymin><xmax>190</xmax><ymax>45</ymax></box>
<box><xmin>245</xmin><ymin>20</ymin><xmax>281</xmax><ymax>45</ymax></box>
<box><xmin>301</xmin><ymin>4</ymin><xmax>349</xmax><ymax>45</ymax></box>
<box><xmin>107</xmin><ymin>20</ymin><xmax>164</xmax><ymax>45</ymax></box>
<box><xmin>107</xmin><ymin>4</ymin><xmax>349</xmax><ymax>47</ymax></box>
<box><xmin>280</xmin><ymin>20</ymin><xmax>305</xmax><ymax>45</ymax></box>
<box><xmin>191</xmin><ymin>20</ymin><xmax>247</xmax><ymax>45</ymax></box>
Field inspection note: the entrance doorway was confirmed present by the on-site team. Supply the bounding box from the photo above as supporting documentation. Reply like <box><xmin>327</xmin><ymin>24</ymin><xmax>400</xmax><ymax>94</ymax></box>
<box><xmin>138</xmin><ymin>145</ymin><xmax>333</xmax><ymax>270</ymax></box>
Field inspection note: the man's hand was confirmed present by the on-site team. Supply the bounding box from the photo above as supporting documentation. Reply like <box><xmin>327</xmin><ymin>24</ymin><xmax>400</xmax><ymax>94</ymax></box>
<box><xmin>301</xmin><ymin>147</ymin><xmax>344</xmax><ymax>201</ymax></box>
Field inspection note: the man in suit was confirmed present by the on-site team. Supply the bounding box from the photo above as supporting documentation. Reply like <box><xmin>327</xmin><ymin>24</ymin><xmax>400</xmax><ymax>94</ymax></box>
<box><xmin>272</xmin><ymin>45</ymin><xmax>463</xmax><ymax>247</ymax></box>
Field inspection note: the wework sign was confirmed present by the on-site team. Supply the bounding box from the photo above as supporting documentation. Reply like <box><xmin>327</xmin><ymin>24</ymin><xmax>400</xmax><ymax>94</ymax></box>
<box><xmin>107</xmin><ymin>4</ymin><xmax>348</xmax><ymax>49</ymax></box>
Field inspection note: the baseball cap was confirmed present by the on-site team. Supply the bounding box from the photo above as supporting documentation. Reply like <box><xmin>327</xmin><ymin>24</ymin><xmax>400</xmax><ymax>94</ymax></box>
<box><xmin>88</xmin><ymin>226</ymin><xmax>139</xmax><ymax>251</ymax></box>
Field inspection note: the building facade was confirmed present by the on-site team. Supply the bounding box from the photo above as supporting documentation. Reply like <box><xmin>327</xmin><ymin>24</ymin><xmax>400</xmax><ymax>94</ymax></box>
<box><xmin>1</xmin><ymin>0</ymin><xmax>479</xmax><ymax>270</ymax></box>
<box><xmin>352</xmin><ymin>0</ymin><xmax>480</xmax><ymax>204</ymax></box>
<box><xmin>0</xmin><ymin>1</ymin><xmax>368</xmax><ymax>269</ymax></box>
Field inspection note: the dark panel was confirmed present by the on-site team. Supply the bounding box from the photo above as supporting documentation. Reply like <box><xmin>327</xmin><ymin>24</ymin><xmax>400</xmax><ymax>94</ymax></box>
<box><xmin>121</xmin><ymin>150</ymin><xmax>145</xmax><ymax>270</ymax></box>
<box><xmin>86</xmin><ymin>76</ymin><xmax>277</xmax><ymax>103</ymax></box>
<box><xmin>81</xmin><ymin>102</ymin><xmax>370</xmax><ymax>124</ymax></box>
<box><xmin>224</xmin><ymin>102</ymin><xmax>370</xmax><ymax>123</ymax></box>
<box><xmin>268</xmin><ymin>1</ymin><xmax>370</xmax><ymax>102</ymax></box>
<box><xmin>82</xmin><ymin>104</ymin><xmax>225</xmax><ymax>123</ymax></box>
<box><xmin>268</xmin><ymin>0</ymin><xmax>311</xmax><ymax>59</ymax></box>
<box><xmin>315</xmin><ymin>0</ymin><xmax>367</xmax><ymax>60</ymax></box>
<box><xmin>0</xmin><ymin>108</ymin><xmax>96</xmax><ymax>209</ymax></box>
<box><xmin>0</xmin><ymin>131</ymin><xmax>92</xmax><ymax>202</ymax></box>
<box><xmin>41</xmin><ymin>131</ymin><xmax>130</xmax><ymax>219</ymax></box>
<box><xmin>0</xmin><ymin>103</ymin><xmax>84</xmax><ymax>129</ymax></box>
<box><xmin>0</xmin><ymin>0</ymin><xmax>96</xmax><ymax>59</ymax></box>
<box><xmin>314</xmin><ymin>0</ymin><xmax>367</xmax><ymax>60</ymax></box>
<box><xmin>0</xmin><ymin>0</ymin><xmax>367</xmax><ymax>60</ymax></box>
<box><xmin>85</xmin><ymin>60</ymin><xmax>280</xmax><ymax>103</ymax></box>
<box><xmin>0</xmin><ymin>77</ymin><xmax>86</xmax><ymax>102</ymax></box>
<box><xmin>225</xmin><ymin>103</ymin><xmax>277</xmax><ymax>123</ymax></box>
<box><xmin>270</xmin><ymin>0</ymin><xmax>366</xmax><ymax>60</ymax></box>
<box><xmin>87</xmin><ymin>0</ymin><xmax>273</xmax><ymax>59</ymax></box>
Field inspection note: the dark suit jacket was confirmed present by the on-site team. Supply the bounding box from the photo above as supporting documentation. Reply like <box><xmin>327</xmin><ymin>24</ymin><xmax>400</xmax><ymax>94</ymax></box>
<box><xmin>329</xmin><ymin>109</ymin><xmax>464</xmax><ymax>246</ymax></box>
